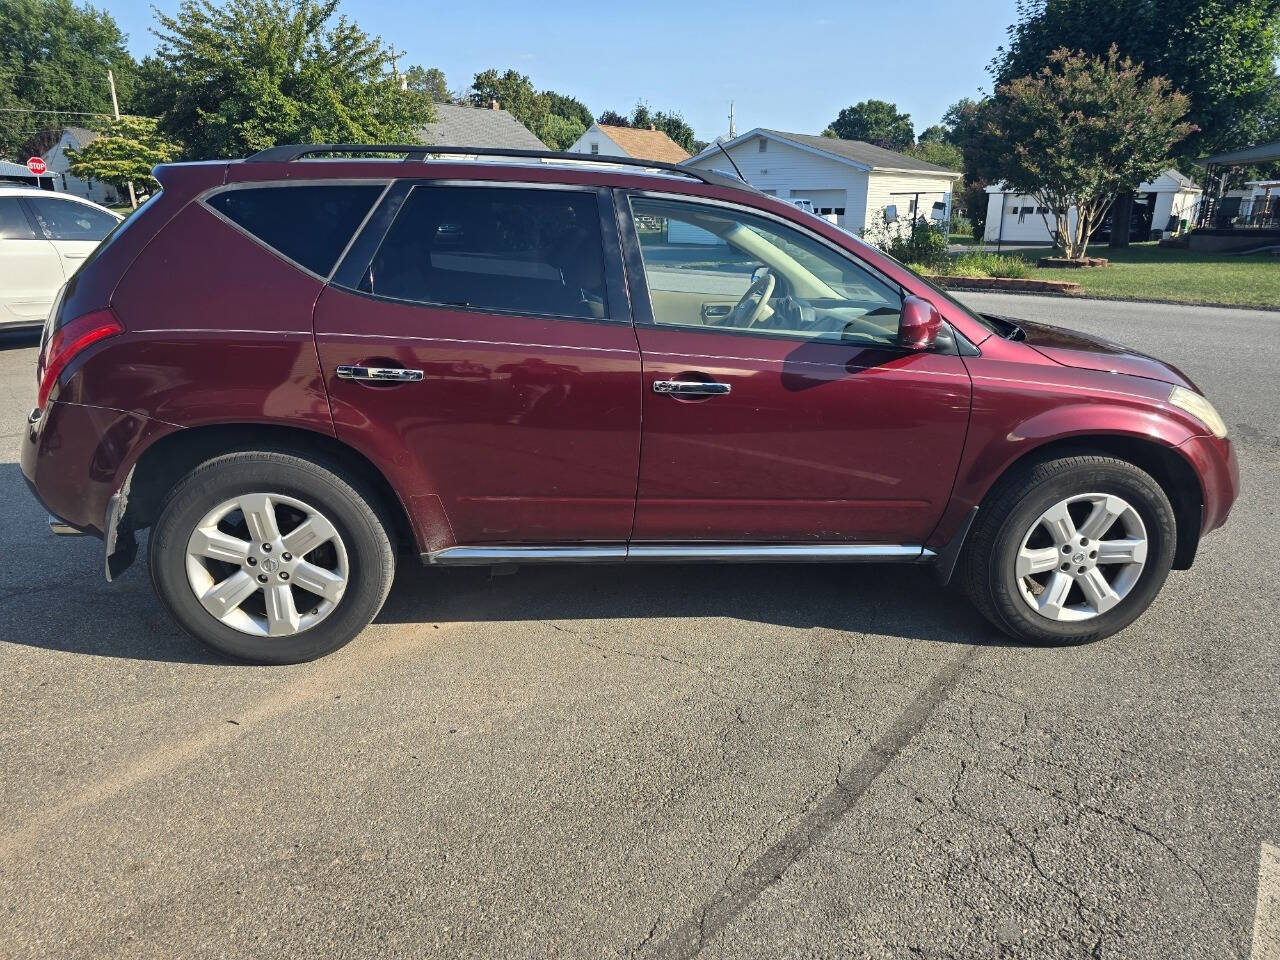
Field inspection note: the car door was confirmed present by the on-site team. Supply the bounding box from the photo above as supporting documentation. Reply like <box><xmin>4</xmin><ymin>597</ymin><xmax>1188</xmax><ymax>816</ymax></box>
<box><xmin>23</xmin><ymin>195</ymin><xmax>120</xmax><ymax>277</ymax></box>
<box><xmin>0</xmin><ymin>196</ymin><xmax>64</xmax><ymax>326</ymax></box>
<box><xmin>316</xmin><ymin>181</ymin><xmax>642</xmax><ymax>548</ymax></box>
<box><xmin>621</xmin><ymin>192</ymin><xmax>971</xmax><ymax>546</ymax></box>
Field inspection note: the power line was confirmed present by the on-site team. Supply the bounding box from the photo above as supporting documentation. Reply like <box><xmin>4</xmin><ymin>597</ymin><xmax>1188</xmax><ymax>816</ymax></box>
<box><xmin>0</xmin><ymin>108</ymin><xmax>111</xmax><ymax>116</ymax></box>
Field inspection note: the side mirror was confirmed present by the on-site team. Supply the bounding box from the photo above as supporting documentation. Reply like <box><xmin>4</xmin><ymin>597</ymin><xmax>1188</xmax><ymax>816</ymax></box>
<box><xmin>898</xmin><ymin>296</ymin><xmax>943</xmax><ymax>350</ymax></box>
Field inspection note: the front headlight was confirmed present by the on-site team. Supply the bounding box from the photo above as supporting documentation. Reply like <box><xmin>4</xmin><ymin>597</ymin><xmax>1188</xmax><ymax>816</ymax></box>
<box><xmin>1168</xmin><ymin>386</ymin><xmax>1228</xmax><ymax>439</ymax></box>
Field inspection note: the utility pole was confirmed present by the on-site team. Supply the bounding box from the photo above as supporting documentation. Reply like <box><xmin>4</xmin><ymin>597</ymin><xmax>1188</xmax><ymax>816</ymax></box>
<box><xmin>728</xmin><ymin>101</ymin><xmax>736</xmax><ymax>139</ymax></box>
<box><xmin>107</xmin><ymin>68</ymin><xmax>137</xmax><ymax>210</ymax></box>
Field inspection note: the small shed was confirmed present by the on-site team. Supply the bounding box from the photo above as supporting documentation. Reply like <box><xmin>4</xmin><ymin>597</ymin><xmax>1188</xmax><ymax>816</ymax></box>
<box><xmin>982</xmin><ymin>169</ymin><xmax>1202</xmax><ymax>244</ymax></box>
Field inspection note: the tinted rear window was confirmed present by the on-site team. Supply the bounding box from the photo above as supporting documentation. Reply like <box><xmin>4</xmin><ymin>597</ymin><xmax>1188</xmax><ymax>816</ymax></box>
<box><xmin>208</xmin><ymin>184</ymin><xmax>384</xmax><ymax>275</ymax></box>
<box><xmin>361</xmin><ymin>186</ymin><xmax>607</xmax><ymax>320</ymax></box>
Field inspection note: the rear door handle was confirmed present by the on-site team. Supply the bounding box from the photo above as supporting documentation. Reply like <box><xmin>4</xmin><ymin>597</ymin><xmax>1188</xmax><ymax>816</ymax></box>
<box><xmin>336</xmin><ymin>365</ymin><xmax>424</xmax><ymax>383</ymax></box>
<box><xmin>653</xmin><ymin>380</ymin><xmax>731</xmax><ymax>396</ymax></box>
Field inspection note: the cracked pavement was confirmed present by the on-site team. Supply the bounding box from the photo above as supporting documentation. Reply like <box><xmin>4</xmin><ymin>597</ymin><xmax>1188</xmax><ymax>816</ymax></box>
<box><xmin>1</xmin><ymin>293</ymin><xmax>1277</xmax><ymax>959</ymax></box>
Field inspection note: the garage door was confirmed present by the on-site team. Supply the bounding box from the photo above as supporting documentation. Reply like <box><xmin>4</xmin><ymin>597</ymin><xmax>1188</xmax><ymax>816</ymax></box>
<box><xmin>789</xmin><ymin>189</ymin><xmax>847</xmax><ymax>224</ymax></box>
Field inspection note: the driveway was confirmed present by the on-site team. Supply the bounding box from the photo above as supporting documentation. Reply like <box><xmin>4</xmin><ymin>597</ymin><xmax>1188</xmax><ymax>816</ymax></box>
<box><xmin>1</xmin><ymin>294</ymin><xmax>1276</xmax><ymax>959</ymax></box>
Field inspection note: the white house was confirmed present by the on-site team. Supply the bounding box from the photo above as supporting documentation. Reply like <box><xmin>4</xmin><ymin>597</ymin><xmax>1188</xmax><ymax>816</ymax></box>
<box><xmin>681</xmin><ymin>128</ymin><xmax>960</xmax><ymax>235</ymax></box>
<box><xmin>567</xmin><ymin>123</ymin><xmax>691</xmax><ymax>164</ymax></box>
<box><xmin>41</xmin><ymin>126</ymin><xmax>119</xmax><ymax>205</ymax></box>
<box><xmin>982</xmin><ymin>169</ymin><xmax>1202</xmax><ymax>244</ymax></box>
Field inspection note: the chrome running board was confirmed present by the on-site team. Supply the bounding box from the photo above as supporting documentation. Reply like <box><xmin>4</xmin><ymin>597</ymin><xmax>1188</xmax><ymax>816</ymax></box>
<box><xmin>426</xmin><ymin>544</ymin><xmax>935</xmax><ymax>565</ymax></box>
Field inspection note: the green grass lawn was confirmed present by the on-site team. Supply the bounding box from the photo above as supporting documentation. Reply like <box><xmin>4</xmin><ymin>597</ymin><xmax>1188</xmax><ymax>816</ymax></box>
<box><xmin>992</xmin><ymin>243</ymin><xmax>1279</xmax><ymax>309</ymax></box>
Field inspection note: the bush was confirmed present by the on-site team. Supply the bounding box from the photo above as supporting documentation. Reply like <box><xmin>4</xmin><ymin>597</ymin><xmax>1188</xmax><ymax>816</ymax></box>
<box><xmin>949</xmin><ymin>251</ymin><xmax>1030</xmax><ymax>278</ymax></box>
<box><xmin>862</xmin><ymin>211</ymin><xmax>951</xmax><ymax>271</ymax></box>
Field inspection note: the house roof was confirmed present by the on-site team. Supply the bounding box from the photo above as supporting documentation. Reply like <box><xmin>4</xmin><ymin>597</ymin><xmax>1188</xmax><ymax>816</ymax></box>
<box><xmin>62</xmin><ymin>126</ymin><xmax>100</xmax><ymax>147</ymax></box>
<box><xmin>416</xmin><ymin>103</ymin><xmax>547</xmax><ymax>150</ymax></box>
<box><xmin>764</xmin><ymin>129</ymin><xmax>957</xmax><ymax>174</ymax></box>
<box><xmin>1205</xmin><ymin>140</ymin><xmax>1280</xmax><ymax>166</ymax></box>
<box><xmin>597</xmin><ymin>124</ymin><xmax>691</xmax><ymax>164</ymax></box>
<box><xmin>689</xmin><ymin>127</ymin><xmax>959</xmax><ymax>176</ymax></box>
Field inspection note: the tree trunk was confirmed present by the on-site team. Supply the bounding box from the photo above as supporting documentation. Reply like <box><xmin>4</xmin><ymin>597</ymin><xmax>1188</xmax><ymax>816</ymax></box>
<box><xmin>1109</xmin><ymin>191</ymin><xmax>1133</xmax><ymax>249</ymax></box>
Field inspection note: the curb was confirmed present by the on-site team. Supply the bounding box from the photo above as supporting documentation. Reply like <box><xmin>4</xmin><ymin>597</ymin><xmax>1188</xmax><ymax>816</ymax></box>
<box><xmin>933</xmin><ymin>276</ymin><xmax>1083</xmax><ymax>294</ymax></box>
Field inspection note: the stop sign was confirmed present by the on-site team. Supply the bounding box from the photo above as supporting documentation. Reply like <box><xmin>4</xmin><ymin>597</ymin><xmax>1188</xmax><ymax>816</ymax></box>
<box><xmin>26</xmin><ymin>157</ymin><xmax>46</xmax><ymax>176</ymax></box>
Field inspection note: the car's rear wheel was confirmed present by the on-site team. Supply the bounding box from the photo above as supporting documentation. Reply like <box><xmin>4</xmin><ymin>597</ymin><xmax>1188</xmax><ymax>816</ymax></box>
<box><xmin>150</xmin><ymin>450</ymin><xmax>394</xmax><ymax>663</ymax></box>
<box><xmin>961</xmin><ymin>455</ymin><xmax>1177</xmax><ymax>645</ymax></box>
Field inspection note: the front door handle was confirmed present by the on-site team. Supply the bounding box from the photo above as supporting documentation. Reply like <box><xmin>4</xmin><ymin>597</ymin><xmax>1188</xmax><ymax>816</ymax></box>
<box><xmin>653</xmin><ymin>380</ymin><xmax>731</xmax><ymax>396</ymax></box>
<box><xmin>336</xmin><ymin>365</ymin><xmax>424</xmax><ymax>383</ymax></box>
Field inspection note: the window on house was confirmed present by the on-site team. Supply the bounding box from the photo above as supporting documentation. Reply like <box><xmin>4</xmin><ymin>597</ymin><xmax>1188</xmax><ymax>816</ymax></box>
<box><xmin>360</xmin><ymin>185</ymin><xmax>608</xmax><ymax>320</ymax></box>
<box><xmin>758</xmin><ymin>139</ymin><xmax>767</xmax><ymax>152</ymax></box>
<box><xmin>590</xmin><ymin>143</ymin><xmax>599</xmax><ymax>155</ymax></box>
<box><xmin>1036</xmin><ymin>206</ymin><xmax>1050</xmax><ymax>214</ymax></box>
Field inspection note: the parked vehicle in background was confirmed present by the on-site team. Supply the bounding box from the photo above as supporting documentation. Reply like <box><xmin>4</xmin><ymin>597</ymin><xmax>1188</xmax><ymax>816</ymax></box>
<box><xmin>21</xmin><ymin>146</ymin><xmax>1238</xmax><ymax>663</ymax></box>
<box><xmin>0</xmin><ymin>187</ymin><xmax>121</xmax><ymax>328</ymax></box>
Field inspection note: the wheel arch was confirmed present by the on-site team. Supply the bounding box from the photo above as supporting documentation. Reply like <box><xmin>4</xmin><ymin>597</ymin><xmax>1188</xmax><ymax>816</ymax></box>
<box><xmin>977</xmin><ymin>434</ymin><xmax>1204</xmax><ymax>570</ymax></box>
<box><xmin>121</xmin><ymin>423</ymin><xmax>419</xmax><ymax>555</ymax></box>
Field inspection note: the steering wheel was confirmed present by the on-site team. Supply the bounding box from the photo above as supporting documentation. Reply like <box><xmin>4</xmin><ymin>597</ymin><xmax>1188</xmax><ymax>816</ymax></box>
<box><xmin>724</xmin><ymin>269</ymin><xmax>776</xmax><ymax>328</ymax></box>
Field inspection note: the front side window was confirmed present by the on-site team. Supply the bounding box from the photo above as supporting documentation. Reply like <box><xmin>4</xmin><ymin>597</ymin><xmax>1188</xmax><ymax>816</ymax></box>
<box><xmin>207</xmin><ymin>184</ymin><xmax>384</xmax><ymax>276</ymax></box>
<box><xmin>630</xmin><ymin>196</ymin><xmax>903</xmax><ymax>346</ymax></box>
<box><xmin>361</xmin><ymin>186</ymin><xmax>608</xmax><ymax>320</ymax></box>
<box><xmin>25</xmin><ymin>197</ymin><xmax>118</xmax><ymax>241</ymax></box>
<box><xmin>0</xmin><ymin>197</ymin><xmax>36</xmax><ymax>239</ymax></box>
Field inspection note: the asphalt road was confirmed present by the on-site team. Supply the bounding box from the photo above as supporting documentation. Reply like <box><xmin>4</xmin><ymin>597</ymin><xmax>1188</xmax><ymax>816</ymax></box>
<box><xmin>1</xmin><ymin>293</ymin><xmax>1277</xmax><ymax>960</ymax></box>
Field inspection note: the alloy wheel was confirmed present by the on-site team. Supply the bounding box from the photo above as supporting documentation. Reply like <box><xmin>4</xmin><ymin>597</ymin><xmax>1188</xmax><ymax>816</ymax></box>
<box><xmin>184</xmin><ymin>493</ymin><xmax>349</xmax><ymax>637</ymax></box>
<box><xmin>1014</xmin><ymin>492</ymin><xmax>1148</xmax><ymax>622</ymax></box>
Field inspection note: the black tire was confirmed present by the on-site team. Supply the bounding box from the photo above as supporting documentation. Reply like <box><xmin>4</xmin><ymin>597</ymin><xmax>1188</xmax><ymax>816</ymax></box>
<box><xmin>149</xmin><ymin>450</ymin><xmax>395</xmax><ymax>664</ymax></box>
<box><xmin>960</xmin><ymin>455</ymin><xmax>1176</xmax><ymax>645</ymax></box>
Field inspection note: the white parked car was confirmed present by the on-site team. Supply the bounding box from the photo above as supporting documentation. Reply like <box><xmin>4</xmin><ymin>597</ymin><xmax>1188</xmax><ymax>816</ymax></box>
<box><xmin>0</xmin><ymin>187</ymin><xmax>122</xmax><ymax>329</ymax></box>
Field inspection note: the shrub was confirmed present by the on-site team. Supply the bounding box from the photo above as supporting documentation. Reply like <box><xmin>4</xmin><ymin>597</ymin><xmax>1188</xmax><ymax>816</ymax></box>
<box><xmin>949</xmin><ymin>252</ymin><xmax>1030</xmax><ymax>278</ymax></box>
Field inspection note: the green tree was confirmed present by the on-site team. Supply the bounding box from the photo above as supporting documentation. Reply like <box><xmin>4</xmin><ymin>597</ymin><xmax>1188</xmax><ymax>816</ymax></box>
<box><xmin>146</xmin><ymin>0</ymin><xmax>432</xmax><ymax>159</ymax></box>
<box><xmin>468</xmin><ymin>69</ymin><xmax>594</xmax><ymax>149</ymax></box>
<box><xmin>918</xmin><ymin>124</ymin><xmax>949</xmax><ymax>145</ymax></box>
<box><xmin>993</xmin><ymin>0</ymin><xmax>1280</xmax><ymax>159</ymax></box>
<box><xmin>0</xmin><ymin>0</ymin><xmax>138</xmax><ymax>158</ymax></box>
<box><xmin>827</xmin><ymin>99</ymin><xmax>914</xmax><ymax>150</ymax></box>
<box><xmin>596</xmin><ymin>109</ymin><xmax>629</xmax><ymax>127</ymax></box>
<box><xmin>65</xmin><ymin>115</ymin><xmax>179</xmax><ymax>204</ymax></box>
<box><xmin>403</xmin><ymin>66</ymin><xmax>450</xmax><ymax>103</ymax></box>
<box><xmin>536</xmin><ymin>113</ymin><xmax>585</xmax><ymax>151</ymax></box>
<box><xmin>986</xmin><ymin>46</ymin><xmax>1194</xmax><ymax>258</ymax></box>
<box><xmin>544</xmin><ymin>91</ymin><xmax>592</xmax><ymax>130</ymax></box>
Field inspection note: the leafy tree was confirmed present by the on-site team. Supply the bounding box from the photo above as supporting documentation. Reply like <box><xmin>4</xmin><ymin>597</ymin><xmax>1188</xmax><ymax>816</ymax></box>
<box><xmin>0</xmin><ymin>0</ymin><xmax>138</xmax><ymax>158</ymax></box>
<box><xmin>651</xmin><ymin>110</ymin><xmax>697</xmax><ymax>152</ymax></box>
<box><xmin>985</xmin><ymin>46</ymin><xmax>1194</xmax><ymax>258</ymax></box>
<box><xmin>145</xmin><ymin>0</ymin><xmax>432</xmax><ymax>159</ymax></box>
<box><xmin>918</xmin><ymin>124</ymin><xmax>949</xmax><ymax>145</ymax></box>
<box><xmin>469</xmin><ymin>69</ymin><xmax>595</xmax><ymax>148</ymax></box>
<box><xmin>65</xmin><ymin>115</ymin><xmax>179</xmax><ymax>203</ymax></box>
<box><xmin>992</xmin><ymin>0</ymin><xmax>1280</xmax><ymax>159</ymax></box>
<box><xmin>597</xmin><ymin>109</ymin><xmax>629</xmax><ymax>127</ymax></box>
<box><xmin>544</xmin><ymin>91</ymin><xmax>592</xmax><ymax>130</ymax></box>
<box><xmin>905</xmin><ymin>139</ymin><xmax>963</xmax><ymax>172</ymax></box>
<box><xmin>403</xmin><ymin>66</ymin><xmax>450</xmax><ymax>103</ymax></box>
<box><xmin>536</xmin><ymin>113</ymin><xmax>585</xmax><ymax>151</ymax></box>
<box><xmin>827</xmin><ymin>99</ymin><xmax>914</xmax><ymax>150</ymax></box>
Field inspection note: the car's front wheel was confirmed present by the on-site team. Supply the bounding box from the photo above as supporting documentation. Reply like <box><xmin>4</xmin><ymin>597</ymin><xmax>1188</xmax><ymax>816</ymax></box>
<box><xmin>150</xmin><ymin>450</ymin><xmax>395</xmax><ymax>663</ymax></box>
<box><xmin>962</xmin><ymin>455</ymin><xmax>1177</xmax><ymax>645</ymax></box>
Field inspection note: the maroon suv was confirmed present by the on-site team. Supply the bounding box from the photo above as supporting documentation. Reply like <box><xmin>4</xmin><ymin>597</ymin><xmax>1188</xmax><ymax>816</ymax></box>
<box><xmin>21</xmin><ymin>145</ymin><xmax>1239</xmax><ymax>663</ymax></box>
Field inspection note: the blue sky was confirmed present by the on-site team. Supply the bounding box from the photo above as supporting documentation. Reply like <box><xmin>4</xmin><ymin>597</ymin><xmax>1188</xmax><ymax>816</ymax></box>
<box><xmin>107</xmin><ymin>0</ymin><xmax>1021</xmax><ymax>141</ymax></box>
